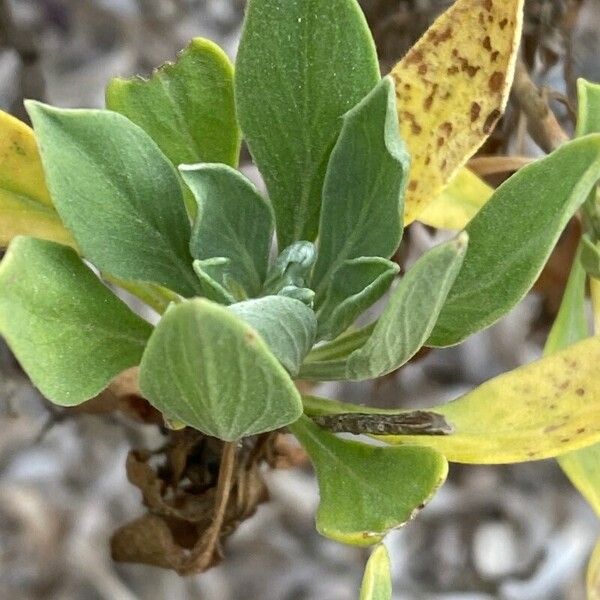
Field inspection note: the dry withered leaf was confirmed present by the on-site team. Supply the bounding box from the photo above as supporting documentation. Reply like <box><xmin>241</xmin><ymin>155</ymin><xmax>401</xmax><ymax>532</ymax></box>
<box><xmin>73</xmin><ymin>367</ymin><xmax>163</xmax><ymax>425</ymax></box>
<box><xmin>391</xmin><ymin>0</ymin><xmax>524</xmax><ymax>223</ymax></box>
<box><xmin>112</xmin><ymin>436</ymin><xmax>269</xmax><ymax>575</ymax></box>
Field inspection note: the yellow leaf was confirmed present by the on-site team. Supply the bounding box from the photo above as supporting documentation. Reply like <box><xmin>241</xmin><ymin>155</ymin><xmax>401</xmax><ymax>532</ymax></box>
<box><xmin>304</xmin><ymin>336</ymin><xmax>600</xmax><ymax>464</ymax></box>
<box><xmin>0</xmin><ymin>110</ymin><xmax>74</xmax><ymax>247</ymax></box>
<box><xmin>589</xmin><ymin>539</ymin><xmax>600</xmax><ymax>600</ymax></box>
<box><xmin>418</xmin><ymin>167</ymin><xmax>493</xmax><ymax>229</ymax></box>
<box><xmin>391</xmin><ymin>0</ymin><xmax>524</xmax><ymax>224</ymax></box>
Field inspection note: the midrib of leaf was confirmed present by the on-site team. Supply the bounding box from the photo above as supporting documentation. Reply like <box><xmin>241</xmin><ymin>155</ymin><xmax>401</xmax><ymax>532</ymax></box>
<box><xmin>315</xmin><ymin>159</ymin><xmax>388</xmax><ymax>301</ymax></box>
<box><xmin>156</xmin><ymin>70</ymin><xmax>203</xmax><ymax>161</ymax></box>
<box><xmin>58</xmin><ymin>130</ymin><xmax>198</xmax><ymax>293</ymax></box>
<box><xmin>0</xmin><ymin>183</ymin><xmax>55</xmax><ymax>211</ymax></box>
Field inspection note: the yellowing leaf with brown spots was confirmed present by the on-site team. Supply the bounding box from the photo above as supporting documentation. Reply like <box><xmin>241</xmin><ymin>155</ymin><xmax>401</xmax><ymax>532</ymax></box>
<box><xmin>391</xmin><ymin>0</ymin><xmax>524</xmax><ymax>223</ymax></box>
<box><xmin>0</xmin><ymin>110</ymin><xmax>74</xmax><ymax>248</ymax></box>
<box><xmin>303</xmin><ymin>336</ymin><xmax>600</xmax><ymax>464</ymax></box>
<box><xmin>418</xmin><ymin>167</ymin><xmax>493</xmax><ymax>230</ymax></box>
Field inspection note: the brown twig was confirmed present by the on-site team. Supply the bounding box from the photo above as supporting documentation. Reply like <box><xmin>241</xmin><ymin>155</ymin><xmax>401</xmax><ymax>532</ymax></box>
<box><xmin>468</xmin><ymin>155</ymin><xmax>535</xmax><ymax>177</ymax></box>
<box><xmin>512</xmin><ymin>59</ymin><xmax>570</xmax><ymax>153</ymax></box>
<box><xmin>189</xmin><ymin>440</ymin><xmax>237</xmax><ymax>573</ymax></box>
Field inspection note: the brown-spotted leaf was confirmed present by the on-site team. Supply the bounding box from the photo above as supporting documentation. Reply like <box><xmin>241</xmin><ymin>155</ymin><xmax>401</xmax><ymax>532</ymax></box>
<box><xmin>303</xmin><ymin>335</ymin><xmax>600</xmax><ymax>464</ymax></box>
<box><xmin>391</xmin><ymin>0</ymin><xmax>524</xmax><ymax>223</ymax></box>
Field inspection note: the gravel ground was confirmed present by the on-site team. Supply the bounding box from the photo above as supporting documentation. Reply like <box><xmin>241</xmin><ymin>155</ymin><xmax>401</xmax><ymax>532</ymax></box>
<box><xmin>1</xmin><ymin>1</ymin><xmax>600</xmax><ymax>599</ymax></box>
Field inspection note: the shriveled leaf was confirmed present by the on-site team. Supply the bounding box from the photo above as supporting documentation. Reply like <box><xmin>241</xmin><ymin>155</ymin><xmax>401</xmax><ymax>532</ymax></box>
<box><xmin>360</xmin><ymin>545</ymin><xmax>392</xmax><ymax>600</ymax></box>
<box><xmin>429</xmin><ymin>135</ymin><xmax>600</xmax><ymax>347</ymax></box>
<box><xmin>106</xmin><ymin>38</ymin><xmax>240</xmax><ymax>169</ymax></box>
<box><xmin>289</xmin><ymin>415</ymin><xmax>447</xmax><ymax>546</ymax></box>
<box><xmin>392</xmin><ymin>0</ymin><xmax>523</xmax><ymax>223</ymax></box>
<box><xmin>235</xmin><ymin>0</ymin><xmax>380</xmax><ymax>247</ymax></box>
<box><xmin>0</xmin><ymin>237</ymin><xmax>152</xmax><ymax>405</ymax></box>
<box><xmin>139</xmin><ymin>299</ymin><xmax>302</xmax><ymax>441</ymax></box>
<box><xmin>418</xmin><ymin>168</ymin><xmax>493</xmax><ymax>230</ymax></box>
<box><xmin>26</xmin><ymin>101</ymin><xmax>199</xmax><ymax>297</ymax></box>
<box><xmin>589</xmin><ymin>538</ymin><xmax>600</xmax><ymax>600</ymax></box>
<box><xmin>317</xmin><ymin>257</ymin><xmax>399</xmax><ymax>342</ymax></box>
<box><xmin>0</xmin><ymin>110</ymin><xmax>74</xmax><ymax>248</ymax></box>
<box><xmin>347</xmin><ymin>235</ymin><xmax>467</xmax><ymax>380</ymax></box>
<box><xmin>304</xmin><ymin>335</ymin><xmax>600</xmax><ymax>463</ymax></box>
<box><xmin>312</xmin><ymin>77</ymin><xmax>409</xmax><ymax>300</ymax></box>
<box><xmin>229</xmin><ymin>296</ymin><xmax>317</xmax><ymax>375</ymax></box>
<box><xmin>181</xmin><ymin>164</ymin><xmax>273</xmax><ymax>297</ymax></box>
<box><xmin>577</xmin><ymin>79</ymin><xmax>600</xmax><ymax>137</ymax></box>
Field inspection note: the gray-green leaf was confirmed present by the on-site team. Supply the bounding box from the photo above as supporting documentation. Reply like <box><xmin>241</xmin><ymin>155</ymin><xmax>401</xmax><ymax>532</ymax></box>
<box><xmin>289</xmin><ymin>415</ymin><xmax>448</xmax><ymax>546</ymax></box>
<box><xmin>263</xmin><ymin>241</ymin><xmax>316</xmax><ymax>295</ymax></box>
<box><xmin>106</xmin><ymin>38</ymin><xmax>240</xmax><ymax>169</ymax></box>
<box><xmin>235</xmin><ymin>0</ymin><xmax>380</xmax><ymax>247</ymax></box>
<box><xmin>312</xmin><ymin>77</ymin><xmax>409</xmax><ymax>301</ymax></box>
<box><xmin>428</xmin><ymin>134</ymin><xmax>600</xmax><ymax>347</ymax></box>
<box><xmin>26</xmin><ymin>101</ymin><xmax>200</xmax><ymax>297</ymax></box>
<box><xmin>139</xmin><ymin>299</ymin><xmax>302</xmax><ymax>441</ymax></box>
<box><xmin>192</xmin><ymin>258</ymin><xmax>236</xmax><ymax>305</ymax></box>
<box><xmin>0</xmin><ymin>237</ymin><xmax>152</xmax><ymax>405</ymax></box>
<box><xmin>347</xmin><ymin>235</ymin><xmax>467</xmax><ymax>380</ymax></box>
<box><xmin>317</xmin><ymin>257</ymin><xmax>399</xmax><ymax>341</ymax></box>
<box><xmin>181</xmin><ymin>163</ymin><xmax>274</xmax><ymax>297</ymax></box>
<box><xmin>229</xmin><ymin>296</ymin><xmax>317</xmax><ymax>375</ymax></box>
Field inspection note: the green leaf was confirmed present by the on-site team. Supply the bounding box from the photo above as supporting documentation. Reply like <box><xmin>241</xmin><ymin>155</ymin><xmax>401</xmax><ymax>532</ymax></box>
<box><xmin>428</xmin><ymin>134</ymin><xmax>600</xmax><ymax>347</ymax></box>
<box><xmin>192</xmin><ymin>258</ymin><xmax>236</xmax><ymax>305</ymax></box>
<box><xmin>106</xmin><ymin>38</ymin><xmax>240</xmax><ymax>169</ymax></box>
<box><xmin>139</xmin><ymin>299</ymin><xmax>302</xmax><ymax>441</ymax></box>
<box><xmin>312</xmin><ymin>77</ymin><xmax>408</xmax><ymax>300</ymax></box>
<box><xmin>181</xmin><ymin>163</ymin><xmax>273</xmax><ymax>297</ymax></box>
<box><xmin>289</xmin><ymin>415</ymin><xmax>447</xmax><ymax>546</ymax></box>
<box><xmin>300</xmin><ymin>236</ymin><xmax>467</xmax><ymax>380</ymax></box>
<box><xmin>316</xmin><ymin>257</ymin><xmax>399</xmax><ymax>341</ymax></box>
<box><xmin>346</xmin><ymin>235</ymin><xmax>467</xmax><ymax>380</ymax></box>
<box><xmin>544</xmin><ymin>244</ymin><xmax>588</xmax><ymax>356</ymax></box>
<box><xmin>26</xmin><ymin>101</ymin><xmax>199</xmax><ymax>297</ymax></box>
<box><xmin>580</xmin><ymin>234</ymin><xmax>600</xmax><ymax>277</ymax></box>
<box><xmin>577</xmin><ymin>79</ymin><xmax>600</xmax><ymax>137</ymax></box>
<box><xmin>228</xmin><ymin>296</ymin><xmax>317</xmax><ymax>375</ymax></box>
<box><xmin>235</xmin><ymin>0</ymin><xmax>380</xmax><ymax>247</ymax></box>
<box><xmin>360</xmin><ymin>545</ymin><xmax>392</xmax><ymax>600</ymax></box>
<box><xmin>0</xmin><ymin>237</ymin><xmax>152</xmax><ymax>405</ymax></box>
<box><xmin>303</xmin><ymin>325</ymin><xmax>374</xmax><ymax>364</ymax></box>
<box><xmin>263</xmin><ymin>241</ymin><xmax>316</xmax><ymax>295</ymax></box>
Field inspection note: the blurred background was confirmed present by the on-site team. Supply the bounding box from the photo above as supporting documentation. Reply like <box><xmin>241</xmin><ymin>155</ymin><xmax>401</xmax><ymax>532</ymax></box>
<box><xmin>1</xmin><ymin>1</ymin><xmax>600</xmax><ymax>598</ymax></box>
